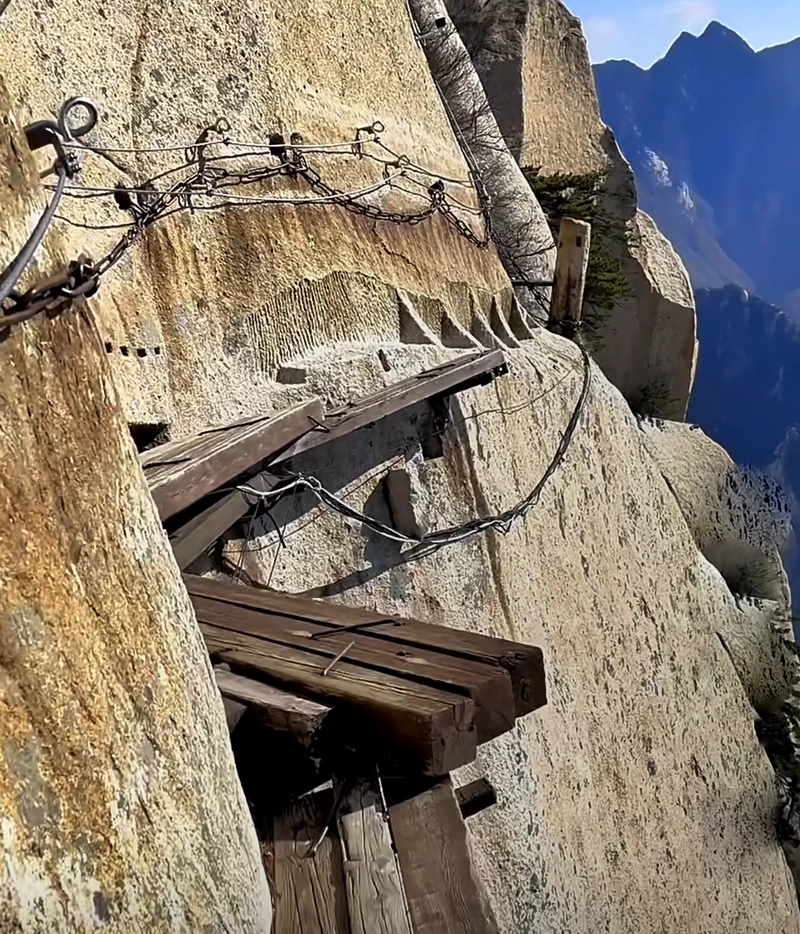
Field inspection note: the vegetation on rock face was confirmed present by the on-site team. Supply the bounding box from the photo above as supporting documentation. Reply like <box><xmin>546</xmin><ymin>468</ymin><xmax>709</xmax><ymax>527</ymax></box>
<box><xmin>522</xmin><ymin>167</ymin><xmax>633</xmax><ymax>350</ymax></box>
<box><xmin>758</xmin><ymin>612</ymin><xmax>800</xmax><ymax>845</ymax></box>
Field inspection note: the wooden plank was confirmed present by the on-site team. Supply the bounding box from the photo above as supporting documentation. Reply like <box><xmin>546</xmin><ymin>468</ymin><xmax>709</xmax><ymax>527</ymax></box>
<box><xmin>338</xmin><ymin>783</ymin><xmax>413</xmax><ymax>934</ymax></box>
<box><xmin>271</xmin><ymin>350</ymin><xmax>507</xmax><ymax>465</ymax></box>
<box><xmin>222</xmin><ymin>696</ymin><xmax>248</xmax><ymax>733</ymax></box>
<box><xmin>169</xmin><ymin>472</ymin><xmax>278</xmax><ymax>569</ymax></box>
<box><xmin>455</xmin><ymin>778</ymin><xmax>496</xmax><ymax>819</ymax></box>
<box><xmin>548</xmin><ymin>217</ymin><xmax>591</xmax><ymax>341</ymax></box>
<box><xmin>214</xmin><ymin>666</ymin><xmax>331</xmax><ymax>747</ymax></box>
<box><xmin>141</xmin><ymin>398</ymin><xmax>323</xmax><ymax>521</ymax></box>
<box><xmin>274</xmin><ymin>796</ymin><xmax>350</xmax><ymax>934</ymax></box>
<box><xmin>389</xmin><ymin>777</ymin><xmax>499</xmax><ymax>934</ymax></box>
<box><xmin>185</xmin><ymin>574</ymin><xmax>546</xmax><ymax>719</ymax></box>
<box><xmin>194</xmin><ymin>594</ymin><xmax>514</xmax><ymax>744</ymax></box>
<box><xmin>202</xmin><ymin>624</ymin><xmax>477</xmax><ymax>775</ymax></box>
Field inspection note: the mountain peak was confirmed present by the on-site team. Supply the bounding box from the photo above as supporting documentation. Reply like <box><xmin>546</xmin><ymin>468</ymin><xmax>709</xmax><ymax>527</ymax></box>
<box><xmin>658</xmin><ymin>20</ymin><xmax>754</xmax><ymax>68</ymax></box>
<box><xmin>699</xmin><ymin>20</ymin><xmax>753</xmax><ymax>51</ymax></box>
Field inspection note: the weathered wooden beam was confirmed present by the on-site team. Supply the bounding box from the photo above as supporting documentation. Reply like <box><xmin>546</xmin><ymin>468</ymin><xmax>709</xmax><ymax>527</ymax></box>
<box><xmin>338</xmin><ymin>783</ymin><xmax>412</xmax><ymax>934</ymax></box>
<box><xmin>214</xmin><ymin>666</ymin><xmax>331</xmax><ymax>747</ymax></box>
<box><xmin>271</xmin><ymin>350</ymin><xmax>507</xmax><ymax>466</ymax></box>
<box><xmin>141</xmin><ymin>398</ymin><xmax>323</xmax><ymax>522</ymax></box>
<box><xmin>547</xmin><ymin>217</ymin><xmax>591</xmax><ymax>341</ymax></box>
<box><xmin>454</xmin><ymin>777</ymin><xmax>497</xmax><ymax>819</ymax></box>
<box><xmin>186</xmin><ymin>574</ymin><xmax>546</xmax><ymax>720</ymax></box>
<box><xmin>274</xmin><ymin>796</ymin><xmax>349</xmax><ymax>934</ymax></box>
<box><xmin>202</xmin><ymin>623</ymin><xmax>477</xmax><ymax>776</ymax></box>
<box><xmin>389</xmin><ymin>777</ymin><xmax>499</xmax><ymax>934</ymax></box>
<box><xmin>169</xmin><ymin>472</ymin><xmax>278</xmax><ymax>570</ymax></box>
<box><xmin>221</xmin><ymin>696</ymin><xmax>248</xmax><ymax>733</ymax></box>
<box><xmin>193</xmin><ymin>592</ymin><xmax>515</xmax><ymax>745</ymax></box>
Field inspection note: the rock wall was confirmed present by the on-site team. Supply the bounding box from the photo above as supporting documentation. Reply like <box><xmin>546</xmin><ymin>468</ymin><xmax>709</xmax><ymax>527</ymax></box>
<box><xmin>0</xmin><ymin>79</ymin><xmax>271</xmax><ymax>932</ymax></box>
<box><xmin>3</xmin><ymin>1</ymin><xmax>799</xmax><ymax>931</ymax></box>
<box><xmin>187</xmin><ymin>333</ymin><xmax>800</xmax><ymax>933</ymax></box>
<box><xmin>641</xmin><ymin>419</ymin><xmax>796</xmax><ymax>712</ymax></box>
<box><xmin>445</xmin><ymin>0</ymin><xmax>698</xmax><ymax>419</ymax></box>
<box><xmin>0</xmin><ymin>0</ymin><xmax>510</xmax><ymax>436</ymax></box>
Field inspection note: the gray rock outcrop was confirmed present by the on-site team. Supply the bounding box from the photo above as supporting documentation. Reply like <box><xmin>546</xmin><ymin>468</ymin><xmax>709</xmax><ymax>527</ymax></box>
<box><xmin>446</xmin><ymin>0</ymin><xmax>698</xmax><ymax>418</ymax></box>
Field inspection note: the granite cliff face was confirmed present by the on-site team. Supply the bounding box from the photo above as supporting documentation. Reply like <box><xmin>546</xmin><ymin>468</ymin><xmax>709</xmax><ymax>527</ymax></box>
<box><xmin>594</xmin><ymin>22</ymin><xmax>800</xmax><ymax>314</ymax></box>
<box><xmin>0</xmin><ymin>78</ymin><xmax>271</xmax><ymax>932</ymax></box>
<box><xmin>446</xmin><ymin>0</ymin><xmax>697</xmax><ymax>418</ymax></box>
<box><xmin>1</xmin><ymin>0</ymin><xmax>511</xmax><ymax>434</ymax></box>
<box><xmin>2</xmin><ymin>1</ymin><xmax>800</xmax><ymax>931</ymax></box>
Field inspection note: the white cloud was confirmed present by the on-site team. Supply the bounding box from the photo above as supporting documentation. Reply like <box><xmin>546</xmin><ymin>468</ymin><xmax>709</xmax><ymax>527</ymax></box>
<box><xmin>585</xmin><ymin>16</ymin><xmax>622</xmax><ymax>42</ymax></box>
<box><xmin>651</xmin><ymin>1</ymin><xmax>718</xmax><ymax>27</ymax></box>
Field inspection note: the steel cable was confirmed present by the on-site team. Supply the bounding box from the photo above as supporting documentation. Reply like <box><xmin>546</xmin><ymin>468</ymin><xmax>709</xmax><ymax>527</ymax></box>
<box><xmin>236</xmin><ymin>342</ymin><xmax>592</xmax><ymax>550</ymax></box>
<box><xmin>0</xmin><ymin>165</ymin><xmax>68</xmax><ymax>307</ymax></box>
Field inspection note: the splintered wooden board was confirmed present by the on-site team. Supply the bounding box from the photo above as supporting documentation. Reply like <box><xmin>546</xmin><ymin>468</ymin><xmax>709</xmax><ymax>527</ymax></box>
<box><xmin>274</xmin><ymin>796</ymin><xmax>350</xmax><ymax>934</ymax></box>
<box><xmin>270</xmin><ymin>349</ymin><xmax>508</xmax><ymax>465</ymax></box>
<box><xmin>338</xmin><ymin>783</ymin><xmax>412</xmax><ymax>934</ymax></box>
<box><xmin>140</xmin><ymin>399</ymin><xmax>323</xmax><ymax>521</ymax></box>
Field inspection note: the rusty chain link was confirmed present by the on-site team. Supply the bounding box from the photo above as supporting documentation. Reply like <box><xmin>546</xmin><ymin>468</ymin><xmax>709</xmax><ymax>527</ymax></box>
<box><xmin>2</xmin><ymin>112</ymin><xmax>492</xmax><ymax>331</ymax></box>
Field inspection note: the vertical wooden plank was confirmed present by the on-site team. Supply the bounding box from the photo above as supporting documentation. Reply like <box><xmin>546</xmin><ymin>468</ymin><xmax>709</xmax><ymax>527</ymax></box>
<box><xmin>389</xmin><ymin>777</ymin><xmax>499</xmax><ymax>934</ymax></box>
<box><xmin>274</xmin><ymin>797</ymin><xmax>350</xmax><ymax>934</ymax></box>
<box><xmin>338</xmin><ymin>783</ymin><xmax>413</xmax><ymax>934</ymax></box>
<box><xmin>548</xmin><ymin>217</ymin><xmax>591</xmax><ymax>341</ymax></box>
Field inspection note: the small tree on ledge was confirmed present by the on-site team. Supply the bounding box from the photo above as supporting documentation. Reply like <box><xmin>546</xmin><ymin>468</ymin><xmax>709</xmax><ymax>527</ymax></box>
<box><xmin>522</xmin><ymin>167</ymin><xmax>633</xmax><ymax>349</ymax></box>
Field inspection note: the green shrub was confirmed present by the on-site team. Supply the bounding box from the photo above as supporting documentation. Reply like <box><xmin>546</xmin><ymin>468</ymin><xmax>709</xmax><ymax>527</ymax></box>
<box><xmin>522</xmin><ymin>167</ymin><xmax>633</xmax><ymax>349</ymax></box>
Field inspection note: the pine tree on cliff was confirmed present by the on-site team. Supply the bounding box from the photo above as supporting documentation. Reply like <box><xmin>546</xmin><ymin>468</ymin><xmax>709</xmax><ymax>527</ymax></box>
<box><xmin>523</xmin><ymin>167</ymin><xmax>633</xmax><ymax>349</ymax></box>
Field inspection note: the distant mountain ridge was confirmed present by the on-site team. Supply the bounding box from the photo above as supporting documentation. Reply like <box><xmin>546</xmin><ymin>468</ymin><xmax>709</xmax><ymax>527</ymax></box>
<box><xmin>593</xmin><ymin>22</ymin><xmax>800</xmax><ymax>316</ymax></box>
<box><xmin>688</xmin><ymin>286</ymin><xmax>800</xmax><ymax>597</ymax></box>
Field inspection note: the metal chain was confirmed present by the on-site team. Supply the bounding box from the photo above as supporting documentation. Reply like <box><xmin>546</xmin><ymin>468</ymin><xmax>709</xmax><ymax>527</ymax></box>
<box><xmin>2</xmin><ymin>112</ymin><xmax>493</xmax><ymax>329</ymax></box>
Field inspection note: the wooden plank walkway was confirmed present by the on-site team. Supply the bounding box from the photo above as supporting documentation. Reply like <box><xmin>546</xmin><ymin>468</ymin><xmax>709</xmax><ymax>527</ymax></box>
<box><xmin>202</xmin><ymin>620</ymin><xmax>476</xmax><ymax>776</ymax></box>
<box><xmin>271</xmin><ymin>349</ymin><xmax>508</xmax><ymax>466</ymax></box>
<box><xmin>188</xmin><ymin>575</ymin><xmax>546</xmax><ymax>774</ymax></box>
<box><xmin>187</xmin><ymin>574</ymin><xmax>545</xmax><ymax>721</ymax></box>
<box><xmin>192</xmin><ymin>590</ymin><xmax>514</xmax><ymax>745</ymax></box>
<box><xmin>146</xmin><ymin>350</ymin><xmax>507</xmax><ymax>568</ymax></box>
<box><xmin>140</xmin><ymin>399</ymin><xmax>323</xmax><ymax>521</ymax></box>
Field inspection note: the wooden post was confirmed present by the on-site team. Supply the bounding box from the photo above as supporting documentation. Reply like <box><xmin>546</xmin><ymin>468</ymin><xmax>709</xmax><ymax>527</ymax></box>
<box><xmin>454</xmin><ymin>777</ymin><xmax>497</xmax><ymax>819</ymax></box>
<box><xmin>548</xmin><ymin>217</ymin><xmax>591</xmax><ymax>341</ymax></box>
<box><xmin>338</xmin><ymin>783</ymin><xmax>413</xmax><ymax>934</ymax></box>
<box><xmin>388</xmin><ymin>777</ymin><xmax>499</xmax><ymax>934</ymax></box>
<box><xmin>274</xmin><ymin>796</ymin><xmax>350</xmax><ymax>934</ymax></box>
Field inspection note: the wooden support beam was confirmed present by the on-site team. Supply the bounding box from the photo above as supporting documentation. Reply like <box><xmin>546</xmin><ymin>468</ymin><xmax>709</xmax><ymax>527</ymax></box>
<box><xmin>214</xmin><ymin>666</ymin><xmax>331</xmax><ymax>747</ymax></box>
<box><xmin>389</xmin><ymin>777</ymin><xmax>499</xmax><ymax>934</ymax></box>
<box><xmin>274</xmin><ymin>796</ymin><xmax>349</xmax><ymax>934</ymax></box>
<box><xmin>202</xmin><ymin>623</ymin><xmax>477</xmax><ymax>776</ymax></box>
<box><xmin>186</xmin><ymin>574</ymin><xmax>546</xmax><ymax>721</ymax></box>
<box><xmin>169</xmin><ymin>472</ymin><xmax>278</xmax><ymax>570</ymax></box>
<box><xmin>271</xmin><ymin>350</ymin><xmax>507</xmax><ymax>466</ymax></box>
<box><xmin>547</xmin><ymin>217</ymin><xmax>591</xmax><ymax>341</ymax></box>
<box><xmin>454</xmin><ymin>778</ymin><xmax>497</xmax><ymax>819</ymax></box>
<box><xmin>140</xmin><ymin>398</ymin><xmax>323</xmax><ymax>522</ymax></box>
<box><xmin>193</xmin><ymin>592</ymin><xmax>514</xmax><ymax>745</ymax></box>
<box><xmin>338</xmin><ymin>783</ymin><xmax>413</xmax><ymax>934</ymax></box>
<box><xmin>221</xmin><ymin>696</ymin><xmax>248</xmax><ymax>733</ymax></box>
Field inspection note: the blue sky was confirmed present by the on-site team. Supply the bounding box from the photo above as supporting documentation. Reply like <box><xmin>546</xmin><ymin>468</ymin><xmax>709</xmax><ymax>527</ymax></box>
<box><xmin>569</xmin><ymin>0</ymin><xmax>800</xmax><ymax>66</ymax></box>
